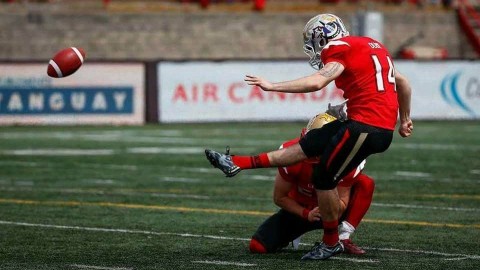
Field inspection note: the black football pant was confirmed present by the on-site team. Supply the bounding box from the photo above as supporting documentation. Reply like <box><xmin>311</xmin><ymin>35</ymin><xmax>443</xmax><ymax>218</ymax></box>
<box><xmin>299</xmin><ymin>120</ymin><xmax>393</xmax><ymax>190</ymax></box>
<box><xmin>251</xmin><ymin>209</ymin><xmax>323</xmax><ymax>253</ymax></box>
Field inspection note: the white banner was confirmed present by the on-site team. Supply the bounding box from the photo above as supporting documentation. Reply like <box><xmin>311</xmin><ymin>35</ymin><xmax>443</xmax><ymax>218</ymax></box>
<box><xmin>395</xmin><ymin>60</ymin><xmax>480</xmax><ymax>119</ymax></box>
<box><xmin>158</xmin><ymin>61</ymin><xmax>344</xmax><ymax>123</ymax></box>
<box><xmin>158</xmin><ymin>60</ymin><xmax>480</xmax><ymax>122</ymax></box>
<box><xmin>0</xmin><ymin>63</ymin><xmax>145</xmax><ymax>125</ymax></box>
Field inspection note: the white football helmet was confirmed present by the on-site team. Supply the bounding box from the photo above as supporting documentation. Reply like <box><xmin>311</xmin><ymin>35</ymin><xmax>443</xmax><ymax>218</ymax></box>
<box><xmin>303</xmin><ymin>14</ymin><xmax>349</xmax><ymax>69</ymax></box>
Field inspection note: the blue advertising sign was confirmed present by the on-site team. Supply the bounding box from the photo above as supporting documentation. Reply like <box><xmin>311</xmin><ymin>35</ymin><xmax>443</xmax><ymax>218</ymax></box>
<box><xmin>0</xmin><ymin>63</ymin><xmax>145</xmax><ymax>125</ymax></box>
<box><xmin>0</xmin><ymin>87</ymin><xmax>133</xmax><ymax>115</ymax></box>
<box><xmin>440</xmin><ymin>71</ymin><xmax>479</xmax><ymax>117</ymax></box>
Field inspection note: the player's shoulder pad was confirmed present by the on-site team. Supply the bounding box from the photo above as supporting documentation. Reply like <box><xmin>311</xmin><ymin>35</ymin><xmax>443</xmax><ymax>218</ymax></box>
<box><xmin>323</xmin><ymin>40</ymin><xmax>351</xmax><ymax>50</ymax></box>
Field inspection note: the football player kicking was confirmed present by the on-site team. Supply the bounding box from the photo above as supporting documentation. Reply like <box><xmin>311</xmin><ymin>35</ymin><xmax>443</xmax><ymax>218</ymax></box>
<box><xmin>250</xmin><ymin>112</ymin><xmax>373</xmax><ymax>255</ymax></box>
<box><xmin>206</xmin><ymin>13</ymin><xmax>412</xmax><ymax>260</ymax></box>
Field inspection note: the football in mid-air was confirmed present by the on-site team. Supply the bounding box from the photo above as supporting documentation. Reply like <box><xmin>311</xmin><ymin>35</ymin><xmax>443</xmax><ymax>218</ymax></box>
<box><xmin>47</xmin><ymin>47</ymin><xmax>86</xmax><ymax>78</ymax></box>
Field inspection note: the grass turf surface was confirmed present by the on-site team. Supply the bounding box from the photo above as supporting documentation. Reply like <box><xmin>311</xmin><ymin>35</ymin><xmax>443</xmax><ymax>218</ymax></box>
<box><xmin>0</xmin><ymin>121</ymin><xmax>479</xmax><ymax>269</ymax></box>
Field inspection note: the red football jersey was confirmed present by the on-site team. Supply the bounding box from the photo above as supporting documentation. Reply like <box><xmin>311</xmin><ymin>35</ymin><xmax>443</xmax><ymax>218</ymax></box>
<box><xmin>277</xmin><ymin>138</ymin><xmax>363</xmax><ymax>210</ymax></box>
<box><xmin>321</xmin><ymin>36</ymin><xmax>399</xmax><ymax>130</ymax></box>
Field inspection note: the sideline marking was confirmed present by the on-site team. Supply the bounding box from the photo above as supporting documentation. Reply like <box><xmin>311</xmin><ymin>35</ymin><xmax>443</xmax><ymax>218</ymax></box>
<box><xmin>375</xmin><ymin>193</ymin><xmax>480</xmax><ymax>201</ymax></box>
<box><xmin>159</xmin><ymin>177</ymin><xmax>200</xmax><ymax>183</ymax></box>
<box><xmin>152</xmin><ymin>193</ymin><xmax>211</xmax><ymax>200</ymax></box>
<box><xmin>394</xmin><ymin>171</ymin><xmax>431</xmax><ymax>178</ymax></box>
<box><xmin>371</xmin><ymin>203</ymin><xmax>479</xmax><ymax>212</ymax></box>
<box><xmin>0</xmin><ymin>161</ymin><xmax>137</xmax><ymax>171</ymax></box>
<box><xmin>0</xmin><ymin>161</ymin><xmax>39</xmax><ymax>167</ymax></box>
<box><xmin>0</xmin><ymin>186</ymin><xmax>478</xmax><ymax>207</ymax></box>
<box><xmin>83</xmin><ymin>179</ymin><xmax>116</xmax><ymax>185</ymax></box>
<box><xmin>331</xmin><ymin>257</ymin><xmax>379</xmax><ymax>263</ymax></box>
<box><xmin>1</xmin><ymin>149</ymin><xmax>114</xmax><ymax>156</ymax></box>
<box><xmin>443</xmin><ymin>257</ymin><xmax>469</xmax><ymax>261</ymax></box>
<box><xmin>0</xmin><ymin>198</ymin><xmax>478</xmax><ymax>229</ymax></box>
<box><xmin>126</xmin><ymin>147</ymin><xmax>204</xmax><ymax>154</ymax></box>
<box><xmin>71</xmin><ymin>264</ymin><xmax>133</xmax><ymax>270</ymax></box>
<box><xmin>395</xmin><ymin>143</ymin><xmax>480</xmax><ymax>151</ymax></box>
<box><xmin>192</xmin><ymin>260</ymin><xmax>256</xmax><ymax>267</ymax></box>
<box><xmin>0</xmin><ymin>198</ymin><xmax>270</xmax><ymax>216</ymax></box>
<box><xmin>0</xmin><ymin>220</ymin><xmax>478</xmax><ymax>261</ymax></box>
<box><xmin>422</xmin><ymin>194</ymin><xmax>480</xmax><ymax>200</ymax></box>
<box><xmin>363</xmin><ymin>247</ymin><xmax>480</xmax><ymax>260</ymax></box>
<box><xmin>248</xmin><ymin>175</ymin><xmax>274</xmax><ymax>181</ymax></box>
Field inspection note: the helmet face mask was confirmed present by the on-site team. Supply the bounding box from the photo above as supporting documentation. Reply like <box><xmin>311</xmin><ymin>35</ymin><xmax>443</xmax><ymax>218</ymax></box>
<box><xmin>303</xmin><ymin>14</ymin><xmax>349</xmax><ymax>70</ymax></box>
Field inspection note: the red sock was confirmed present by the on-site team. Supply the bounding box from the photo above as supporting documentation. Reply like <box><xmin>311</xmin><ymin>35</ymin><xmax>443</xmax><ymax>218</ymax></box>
<box><xmin>249</xmin><ymin>238</ymin><xmax>267</xmax><ymax>253</ymax></box>
<box><xmin>344</xmin><ymin>174</ymin><xmax>375</xmax><ymax>228</ymax></box>
<box><xmin>232</xmin><ymin>153</ymin><xmax>271</xmax><ymax>169</ymax></box>
<box><xmin>322</xmin><ymin>220</ymin><xmax>339</xmax><ymax>246</ymax></box>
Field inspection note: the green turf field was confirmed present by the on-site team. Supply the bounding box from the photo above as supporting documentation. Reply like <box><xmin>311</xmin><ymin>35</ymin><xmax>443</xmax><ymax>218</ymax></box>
<box><xmin>0</xmin><ymin>121</ymin><xmax>479</xmax><ymax>270</ymax></box>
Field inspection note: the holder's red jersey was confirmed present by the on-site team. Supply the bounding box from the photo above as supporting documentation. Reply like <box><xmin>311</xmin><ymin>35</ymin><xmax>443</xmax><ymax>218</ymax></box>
<box><xmin>277</xmin><ymin>138</ymin><xmax>364</xmax><ymax>210</ymax></box>
<box><xmin>321</xmin><ymin>36</ymin><xmax>399</xmax><ymax>130</ymax></box>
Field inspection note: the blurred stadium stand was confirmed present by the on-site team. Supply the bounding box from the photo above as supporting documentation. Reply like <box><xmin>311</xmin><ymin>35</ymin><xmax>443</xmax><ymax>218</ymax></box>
<box><xmin>0</xmin><ymin>0</ymin><xmax>478</xmax><ymax>60</ymax></box>
<box><xmin>458</xmin><ymin>0</ymin><xmax>480</xmax><ymax>55</ymax></box>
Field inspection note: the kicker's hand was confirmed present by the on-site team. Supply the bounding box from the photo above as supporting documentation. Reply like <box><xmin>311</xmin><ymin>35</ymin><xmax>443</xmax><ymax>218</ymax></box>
<box><xmin>398</xmin><ymin>119</ymin><xmax>413</xmax><ymax>137</ymax></box>
<box><xmin>245</xmin><ymin>75</ymin><xmax>274</xmax><ymax>91</ymax></box>
<box><xmin>326</xmin><ymin>100</ymin><xmax>348</xmax><ymax>121</ymax></box>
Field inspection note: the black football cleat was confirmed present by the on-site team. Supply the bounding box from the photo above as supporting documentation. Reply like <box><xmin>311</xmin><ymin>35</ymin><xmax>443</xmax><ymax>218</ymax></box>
<box><xmin>205</xmin><ymin>147</ymin><xmax>241</xmax><ymax>177</ymax></box>
<box><xmin>301</xmin><ymin>241</ymin><xmax>344</xmax><ymax>260</ymax></box>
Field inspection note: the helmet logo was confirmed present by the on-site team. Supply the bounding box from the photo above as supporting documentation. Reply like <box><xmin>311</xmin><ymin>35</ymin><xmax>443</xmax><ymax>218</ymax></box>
<box><xmin>321</xmin><ymin>22</ymin><xmax>340</xmax><ymax>39</ymax></box>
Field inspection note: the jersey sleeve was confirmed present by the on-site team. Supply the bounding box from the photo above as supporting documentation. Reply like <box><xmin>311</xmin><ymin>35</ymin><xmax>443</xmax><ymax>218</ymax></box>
<box><xmin>320</xmin><ymin>40</ymin><xmax>351</xmax><ymax>67</ymax></box>
<box><xmin>277</xmin><ymin>138</ymin><xmax>302</xmax><ymax>183</ymax></box>
<box><xmin>278</xmin><ymin>163</ymin><xmax>302</xmax><ymax>183</ymax></box>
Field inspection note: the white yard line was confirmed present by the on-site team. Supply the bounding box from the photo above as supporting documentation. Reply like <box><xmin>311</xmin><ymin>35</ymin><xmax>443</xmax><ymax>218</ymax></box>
<box><xmin>394</xmin><ymin>171</ymin><xmax>431</xmax><ymax>178</ymax></box>
<box><xmin>70</xmin><ymin>264</ymin><xmax>133</xmax><ymax>270</ymax></box>
<box><xmin>247</xmin><ymin>175</ymin><xmax>274</xmax><ymax>181</ymax></box>
<box><xmin>0</xmin><ymin>161</ymin><xmax>39</xmax><ymax>167</ymax></box>
<box><xmin>0</xmin><ymin>220</ymin><xmax>478</xmax><ymax>261</ymax></box>
<box><xmin>192</xmin><ymin>260</ymin><xmax>256</xmax><ymax>267</ymax></box>
<box><xmin>0</xmin><ymin>185</ymin><xmax>476</xmax><ymax>211</ymax></box>
<box><xmin>178</xmin><ymin>167</ymin><xmax>220</xmax><ymax>174</ymax></box>
<box><xmin>0</xmin><ymin>187</ymin><xmax>210</xmax><ymax>200</ymax></box>
<box><xmin>151</xmin><ymin>193</ymin><xmax>211</xmax><ymax>200</ymax></box>
<box><xmin>372</xmin><ymin>175</ymin><xmax>480</xmax><ymax>184</ymax></box>
<box><xmin>331</xmin><ymin>257</ymin><xmax>380</xmax><ymax>263</ymax></box>
<box><xmin>0</xmin><ymin>131</ymin><xmax>276</xmax><ymax>147</ymax></box>
<box><xmin>0</xmin><ymin>161</ymin><xmax>137</xmax><ymax>171</ymax></box>
<box><xmin>371</xmin><ymin>203</ymin><xmax>479</xmax><ymax>212</ymax></box>
<box><xmin>14</xmin><ymin>180</ymin><xmax>34</xmax><ymax>186</ymax></box>
<box><xmin>394</xmin><ymin>143</ymin><xmax>480</xmax><ymax>151</ymax></box>
<box><xmin>0</xmin><ymin>146</ymin><xmax>255</xmax><ymax>156</ymax></box>
<box><xmin>470</xmin><ymin>170</ymin><xmax>480</xmax><ymax>175</ymax></box>
<box><xmin>77</xmin><ymin>163</ymin><xmax>138</xmax><ymax>171</ymax></box>
<box><xmin>363</xmin><ymin>247</ymin><xmax>480</xmax><ymax>260</ymax></box>
<box><xmin>1</xmin><ymin>149</ymin><xmax>115</xmax><ymax>156</ymax></box>
<box><xmin>126</xmin><ymin>147</ymin><xmax>204</xmax><ymax>154</ymax></box>
<box><xmin>83</xmin><ymin>179</ymin><xmax>116</xmax><ymax>185</ymax></box>
<box><xmin>443</xmin><ymin>257</ymin><xmax>469</xmax><ymax>261</ymax></box>
<box><xmin>2</xmin><ymin>131</ymin><xmax>479</xmax><ymax>150</ymax></box>
<box><xmin>159</xmin><ymin>177</ymin><xmax>201</xmax><ymax>183</ymax></box>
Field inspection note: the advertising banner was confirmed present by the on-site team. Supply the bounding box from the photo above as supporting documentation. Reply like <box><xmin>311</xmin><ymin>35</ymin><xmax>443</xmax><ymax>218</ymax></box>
<box><xmin>158</xmin><ymin>61</ymin><xmax>344</xmax><ymax>122</ymax></box>
<box><xmin>0</xmin><ymin>63</ymin><xmax>145</xmax><ymax>125</ymax></box>
<box><xmin>158</xmin><ymin>60</ymin><xmax>480</xmax><ymax>122</ymax></box>
<box><xmin>396</xmin><ymin>60</ymin><xmax>479</xmax><ymax>119</ymax></box>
